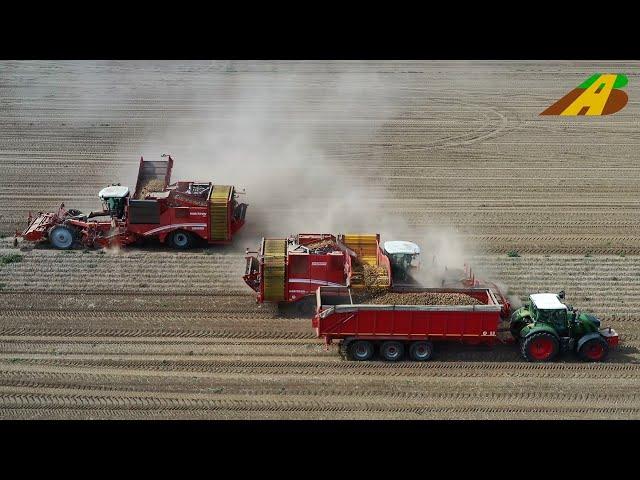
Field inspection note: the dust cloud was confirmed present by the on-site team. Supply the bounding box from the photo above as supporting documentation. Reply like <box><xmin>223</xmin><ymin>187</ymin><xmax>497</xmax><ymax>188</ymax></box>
<box><xmin>127</xmin><ymin>68</ymin><xmax>408</xmax><ymax>240</ymax></box>
<box><xmin>123</xmin><ymin>62</ymin><xmax>480</xmax><ymax>277</ymax></box>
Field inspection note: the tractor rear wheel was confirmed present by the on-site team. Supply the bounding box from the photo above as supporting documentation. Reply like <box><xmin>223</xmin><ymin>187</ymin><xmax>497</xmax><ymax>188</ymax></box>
<box><xmin>409</xmin><ymin>341</ymin><xmax>433</xmax><ymax>361</ymax></box>
<box><xmin>521</xmin><ymin>332</ymin><xmax>559</xmax><ymax>362</ymax></box>
<box><xmin>348</xmin><ymin>341</ymin><xmax>374</xmax><ymax>361</ymax></box>
<box><xmin>578</xmin><ymin>337</ymin><xmax>609</xmax><ymax>362</ymax></box>
<box><xmin>168</xmin><ymin>230</ymin><xmax>193</xmax><ymax>250</ymax></box>
<box><xmin>48</xmin><ymin>225</ymin><xmax>75</xmax><ymax>250</ymax></box>
<box><xmin>380</xmin><ymin>341</ymin><xmax>404</xmax><ymax>362</ymax></box>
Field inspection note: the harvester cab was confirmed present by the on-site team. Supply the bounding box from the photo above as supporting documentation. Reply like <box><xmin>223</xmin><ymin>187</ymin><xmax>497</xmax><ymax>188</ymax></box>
<box><xmin>98</xmin><ymin>184</ymin><xmax>130</xmax><ymax>219</ymax></box>
<box><xmin>382</xmin><ymin>240</ymin><xmax>421</xmax><ymax>283</ymax></box>
<box><xmin>509</xmin><ymin>292</ymin><xmax>619</xmax><ymax>362</ymax></box>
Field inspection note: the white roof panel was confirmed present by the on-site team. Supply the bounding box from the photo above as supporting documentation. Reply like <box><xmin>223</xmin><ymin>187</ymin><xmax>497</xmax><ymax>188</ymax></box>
<box><xmin>530</xmin><ymin>293</ymin><xmax>566</xmax><ymax>310</ymax></box>
<box><xmin>383</xmin><ymin>241</ymin><xmax>420</xmax><ymax>255</ymax></box>
<box><xmin>99</xmin><ymin>185</ymin><xmax>130</xmax><ymax>199</ymax></box>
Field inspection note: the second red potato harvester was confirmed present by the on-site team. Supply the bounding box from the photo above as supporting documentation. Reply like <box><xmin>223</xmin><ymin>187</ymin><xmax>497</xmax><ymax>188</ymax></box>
<box><xmin>243</xmin><ymin>232</ymin><xmax>508</xmax><ymax>315</ymax></box>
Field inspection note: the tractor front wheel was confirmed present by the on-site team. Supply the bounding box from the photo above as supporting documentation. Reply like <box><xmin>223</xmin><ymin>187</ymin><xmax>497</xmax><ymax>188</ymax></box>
<box><xmin>48</xmin><ymin>225</ymin><xmax>76</xmax><ymax>250</ymax></box>
<box><xmin>578</xmin><ymin>337</ymin><xmax>609</xmax><ymax>362</ymax></box>
<box><xmin>168</xmin><ymin>230</ymin><xmax>194</xmax><ymax>250</ymax></box>
<box><xmin>521</xmin><ymin>332</ymin><xmax>559</xmax><ymax>362</ymax></box>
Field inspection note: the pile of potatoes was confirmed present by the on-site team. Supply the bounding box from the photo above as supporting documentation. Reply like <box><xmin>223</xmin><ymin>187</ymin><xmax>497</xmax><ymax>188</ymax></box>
<box><xmin>135</xmin><ymin>179</ymin><xmax>166</xmax><ymax>199</ymax></box>
<box><xmin>354</xmin><ymin>291</ymin><xmax>482</xmax><ymax>306</ymax></box>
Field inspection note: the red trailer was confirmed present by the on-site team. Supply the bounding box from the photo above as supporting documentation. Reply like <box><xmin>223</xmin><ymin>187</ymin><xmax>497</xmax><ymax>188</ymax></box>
<box><xmin>313</xmin><ymin>286</ymin><xmax>509</xmax><ymax>361</ymax></box>
<box><xmin>17</xmin><ymin>155</ymin><xmax>247</xmax><ymax>250</ymax></box>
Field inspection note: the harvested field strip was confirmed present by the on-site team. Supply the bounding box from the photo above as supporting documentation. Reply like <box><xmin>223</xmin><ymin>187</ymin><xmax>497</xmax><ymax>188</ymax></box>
<box><xmin>0</xmin><ymin>380</ymin><xmax>638</xmax><ymax>404</ymax></box>
<box><xmin>0</xmin><ymin>390</ymin><xmax>638</xmax><ymax>416</ymax></box>
<box><xmin>2</xmin><ymin>408</ymin><xmax>638</xmax><ymax>421</ymax></box>
<box><xmin>2</xmin><ymin>364</ymin><xmax>640</xmax><ymax>380</ymax></box>
<box><xmin>4</xmin><ymin>357</ymin><xmax>638</xmax><ymax>374</ymax></box>
<box><xmin>0</xmin><ymin>332</ymin><xmax>315</xmax><ymax>340</ymax></box>
<box><xmin>0</xmin><ymin>328</ymin><xmax>310</xmax><ymax>339</ymax></box>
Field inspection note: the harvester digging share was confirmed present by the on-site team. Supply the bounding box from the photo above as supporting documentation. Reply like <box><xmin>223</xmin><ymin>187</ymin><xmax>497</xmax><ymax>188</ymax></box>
<box><xmin>16</xmin><ymin>155</ymin><xmax>248</xmax><ymax>250</ymax></box>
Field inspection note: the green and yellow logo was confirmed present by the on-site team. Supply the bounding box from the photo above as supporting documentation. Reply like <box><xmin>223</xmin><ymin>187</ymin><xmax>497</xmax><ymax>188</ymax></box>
<box><xmin>541</xmin><ymin>74</ymin><xmax>628</xmax><ymax>116</ymax></box>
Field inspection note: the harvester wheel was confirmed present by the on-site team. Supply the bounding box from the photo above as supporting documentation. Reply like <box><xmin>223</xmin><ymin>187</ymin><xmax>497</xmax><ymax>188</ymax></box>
<box><xmin>349</xmin><ymin>341</ymin><xmax>374</xmax><ymax>361</ymax></box>
<box><xmin>578</xmin><ymin>337</ymin><xmax>609</xmax><ymax>362</ymax></box>
<box><xmin>168</xmin><ymin>230</ymin><xmax>193</xmax><ymax>250</ymax></box>
<box><xmin>521</xmin><ymin>332</ymin><xmax>559</xmax><ymax>362</ymax></box>
<box><xmin>409</xmin><ymin>341</ymin><xmax>433</xmax><ymax>361</ymax></box>
<box><xmin>380</xmin><ymin>341</ymin><xmax>404</xmax><ymax>362</ymax></box>
<box><xmin>48</xmin><ymin>225</ymin><xmax>75</xmax><ymax>250</ymax></box>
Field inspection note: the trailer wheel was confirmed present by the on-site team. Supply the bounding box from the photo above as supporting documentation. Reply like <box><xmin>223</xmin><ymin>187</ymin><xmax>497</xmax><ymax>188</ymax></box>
<box><xmin>521</xmin><ymin>332</ymin><xmax>559</xmax><ymax>362</ymax></box>
<box><xmin>168</xmin><ymin>230</ymin><xmax>193</xmax><ymax>250</ymax></box>
<box><xmin>349</xmin><ymin>341</ymin><xmax>374</xmax><ymax>361</ymax></box>
<box><xmin>409</xmin><ymin>341</ymin><xmax>433</xmax><ymax>361</ymax></box>
<box><xmin>380</xmin><ymin>341</ymin><xmax>404</xmax><ymax>362</ymax></box>
<box><xmin>48</xmin><ymin>225</ymin><xmax>75</xmax><ymax>250</ymax></box>
<box><xmin>578</xmin><ymin>337</ymin><xmax>609</xmax><ymax>362</ymax></box>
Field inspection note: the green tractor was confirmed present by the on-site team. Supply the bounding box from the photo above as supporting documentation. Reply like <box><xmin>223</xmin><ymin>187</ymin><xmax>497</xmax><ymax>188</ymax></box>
<box><xmin>509</xmin><ymin>291</ymin><xmax>619</xmax><ymax>362</ymax></box>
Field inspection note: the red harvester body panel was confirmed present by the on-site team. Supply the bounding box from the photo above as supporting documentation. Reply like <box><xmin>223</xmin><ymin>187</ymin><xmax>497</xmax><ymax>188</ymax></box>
<box><xmin>313</xmin><ymin>286</ymin><xmax>504</xmax><ymax>346</ymax></box>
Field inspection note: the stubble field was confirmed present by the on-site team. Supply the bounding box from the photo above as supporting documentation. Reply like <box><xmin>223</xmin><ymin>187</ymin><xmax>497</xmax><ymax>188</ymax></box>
<box><xmin>0</xmin><ymin>60</ymin><xmax>639</xmax><ymax>419</ymax></box>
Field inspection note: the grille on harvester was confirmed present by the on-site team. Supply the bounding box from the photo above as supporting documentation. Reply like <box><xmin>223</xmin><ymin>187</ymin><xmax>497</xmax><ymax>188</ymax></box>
<box><xmin>342</xmin><ymin>234</ymin><xmax>378</xmax><ymax>266</ymax></box>
<box><xmin>342</xmin><ymin>234</ymin><xmax>384</xmax><ymax>288</ymax></box>
<box><xmin>263</xmin><ymin>239</ymin><xmax>287</xmax><ymax>302</ymax></box>
<box><xmin>209</xmin><ymin>185</ymin><xmax>232</xmax><ymax>241</ymax></box>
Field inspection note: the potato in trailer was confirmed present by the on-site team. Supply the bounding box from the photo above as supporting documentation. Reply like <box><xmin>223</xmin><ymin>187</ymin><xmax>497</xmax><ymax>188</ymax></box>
<box><xmin>314</xmin><ymin>286</ymin><xmax>505</xmax><ymax>361</ymax></box>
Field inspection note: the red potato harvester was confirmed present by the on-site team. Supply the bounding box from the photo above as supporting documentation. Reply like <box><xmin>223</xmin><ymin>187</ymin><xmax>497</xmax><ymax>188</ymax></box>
<box><xmin>16</xmin><ymin>155</ymin><xmax>248</xmax><ymax>250</ymax></box>
<box><xmin>243</xmin><ymin>232</ymin><xmax>510</xmax><ymax>316</ymax></box>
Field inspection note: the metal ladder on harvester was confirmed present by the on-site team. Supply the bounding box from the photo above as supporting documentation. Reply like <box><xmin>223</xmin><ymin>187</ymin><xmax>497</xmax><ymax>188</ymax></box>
<box><xmin>209</xmin><ymin>185</ymin><xmax>232</xmax><ymax>242</ymax></box>
<box><xmin>262</xmin><ymin>239</ymin><xmax>287</xmax><ymax>302</ymax></box>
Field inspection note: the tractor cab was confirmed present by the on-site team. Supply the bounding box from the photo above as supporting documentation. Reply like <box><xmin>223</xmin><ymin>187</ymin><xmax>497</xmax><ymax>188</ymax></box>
<box><xmin>528</xmin><ymin>293</ymin><xmax>574</xmax><ymax>335</ymax></box>
<box><xmin>98</xmin><ymin>184</ymin><xmax>130</xmax><ymax>219</ymax></box>
<box><xmin>382</xmin><ymin>241</ymin><xmax>421</xmax><ymax>283</ymax></box>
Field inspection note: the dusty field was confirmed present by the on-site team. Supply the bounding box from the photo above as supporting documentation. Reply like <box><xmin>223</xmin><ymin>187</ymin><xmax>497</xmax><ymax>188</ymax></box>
<box><xmin>1</xmin><ymin>61</ymin><xmax>639</xmax><ymax>419</ymax></box>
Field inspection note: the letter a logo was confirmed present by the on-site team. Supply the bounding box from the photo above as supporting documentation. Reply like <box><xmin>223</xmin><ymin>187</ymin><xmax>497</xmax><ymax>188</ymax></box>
<box><xmin>540</xmin><ymin>74</ymin><xmax>628</xmax><ymax>116</ymax></box>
